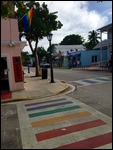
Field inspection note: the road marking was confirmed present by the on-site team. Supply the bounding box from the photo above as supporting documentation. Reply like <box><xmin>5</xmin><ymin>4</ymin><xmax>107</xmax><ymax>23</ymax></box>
<box><xmin>31</xmin><ymin>111</ymin><xmax>91</xmax><ymax>127</ymax></box>
<box><xmin>29</xmin><ymin>105</ymin><xmax>81</xmax><ymax>118</ymax></box>
<box><xmin>36</xmin><ymin>119</ymin><xmax>106</xmax><ymax>141</ymax></box>
<box><xmin>17</xmin><ymin>95</ymin><xmax>112</xmax><ymax>149</ymax></box>
<box><xmin>26</xmin><ymin>101</ymin><xmax>73</xmax><ymax>111</ymax></box>
<box><xmin>69</xmin><ymin>76</ymin><xmax>112</xmax><ymax>87</ymax></box>
<box><xmin>54</xmin><ymin>132</ymin><xmax>112</xmax><ymax>149</ymax></box>
<box><xmin>25</xmin><ymin>98</ymin><xmax>66</xmax><ymax>107</ymax></box>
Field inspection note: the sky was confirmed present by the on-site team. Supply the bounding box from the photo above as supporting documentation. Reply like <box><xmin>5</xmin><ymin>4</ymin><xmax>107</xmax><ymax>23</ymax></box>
<box><xmin>22</xmin><ymin>1</ymin><xmax>112</xmax><ymax>54</ymax></box>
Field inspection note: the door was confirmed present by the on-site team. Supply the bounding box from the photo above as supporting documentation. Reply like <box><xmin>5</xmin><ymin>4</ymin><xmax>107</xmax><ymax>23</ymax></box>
<box><xmin>1</xmin><ymin>57</ymin><xmax>10</xmax><ymax>92</ymax></box>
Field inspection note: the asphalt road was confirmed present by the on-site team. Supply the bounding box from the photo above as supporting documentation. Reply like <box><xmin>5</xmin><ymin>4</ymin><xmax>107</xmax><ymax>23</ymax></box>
<box><xmin>50</xmin><ymin>68</ymin><xmax>112</xmax><ymax>118</ymax></box>
<box><xmin>1</xmin><ymin>67</ymin><xmax>112</xmax><ymax>149</ymax></box>
<box><xmin>68</xmin><ymin>82</ymin><xmax>112</xmax><ymax>118</ymax></box>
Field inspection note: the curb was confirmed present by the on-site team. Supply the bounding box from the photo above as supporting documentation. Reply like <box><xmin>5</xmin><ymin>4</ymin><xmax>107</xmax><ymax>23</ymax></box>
<box><xmin>1</xmin><ymin>83</ymin><xmax>71</xmax><ymax>104</ymax></box>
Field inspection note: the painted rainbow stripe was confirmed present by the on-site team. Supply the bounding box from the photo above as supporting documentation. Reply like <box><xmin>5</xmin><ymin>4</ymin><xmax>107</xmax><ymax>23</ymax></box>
<box><xmin>29</xmin><ymin>105</ymin><xmax>81</xmax><ymax>118</ymax></box>
<box><xmin>53</xmin><ymin>132</ymin><xmax>112</xmax><ymax>149</ymax></box>
<box><xmin>95</xmin><ymin>78</ymin><xmax>112</xmax><ymax>81</ymax></box>
<box><xmin>26</xmin><ymin>101</ymin><xmax>73</xmax><ymax>111</ymax></box>
<box><xmin>25</xmin><ymin>98</ymin><xmax>66</xmax><ymax>107</ymax></box>
<box><xmin>31</xmin><ymin>111</ymin><xmax>91</xmax><ymax>127</ymax></box>
<box><xmin>36</xmin><ymin>119</ymin><xmax>107</xmax><ymax>141</ymax></box>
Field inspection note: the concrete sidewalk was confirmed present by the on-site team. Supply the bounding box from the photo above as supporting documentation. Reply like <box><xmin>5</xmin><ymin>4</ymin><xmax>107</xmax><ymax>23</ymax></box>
<box><xmin>1</xmin><ymin>70</ymin><xmax>75</xmax><ymax>103</ymax></box>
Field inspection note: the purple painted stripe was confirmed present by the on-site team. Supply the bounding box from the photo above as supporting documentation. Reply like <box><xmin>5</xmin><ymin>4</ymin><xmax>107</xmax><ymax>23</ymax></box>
<box><xmin>25</xmin><ymin>98</ymin><xmax>66</xmax><ymax>107</ymax></box>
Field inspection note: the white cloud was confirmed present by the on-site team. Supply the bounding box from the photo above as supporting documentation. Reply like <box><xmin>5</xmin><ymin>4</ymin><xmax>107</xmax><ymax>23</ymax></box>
<box><xmin>22</xmin><ymin>1</ymin><xmax>109</xmax><ymax>54</ymax></box>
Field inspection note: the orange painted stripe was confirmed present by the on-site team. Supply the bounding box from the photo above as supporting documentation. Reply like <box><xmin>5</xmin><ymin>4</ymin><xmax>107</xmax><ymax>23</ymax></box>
<box><xmin>31</xmin><ymin>111</ymin><xmax>91</xmax><ymax>127</ymax></box>
<box><xmin>36</xmin><ymin>119</ymin><xmax>106</xmax><ymax>141</ymax></box>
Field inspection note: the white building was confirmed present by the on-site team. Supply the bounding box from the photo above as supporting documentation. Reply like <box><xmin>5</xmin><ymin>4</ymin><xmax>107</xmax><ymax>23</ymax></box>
<box><xmin>54</xmin><ymin>45</ymin><xmax>86</xmax><ymax>56</ymax></box>
<box><xmin>93</xmin><ymin>23</ymin><xmax>112</xmax><ymax>61</ymax></box>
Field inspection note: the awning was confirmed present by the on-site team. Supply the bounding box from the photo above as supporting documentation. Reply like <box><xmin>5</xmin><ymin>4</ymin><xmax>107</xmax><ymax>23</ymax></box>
<box><xmin>72</xmin><ymin>53</ymin><xmax>81</xmax><ymax>57</ymax></box>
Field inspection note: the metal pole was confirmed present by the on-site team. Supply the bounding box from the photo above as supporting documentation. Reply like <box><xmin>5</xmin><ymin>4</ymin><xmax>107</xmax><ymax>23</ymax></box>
<box><xmin>28</xmin><ymin>64</ymin><xmax>30</xmax><ymax>73</ymax></box>
<box><xmin>49</xmin><ymin>40</ymin><xmax>54</xmax><ymax>83</ymax></box>
<box><xmin>100</xmin><ymin>32</ymin><xmax>103</xmax><ymax>70</ymax></box>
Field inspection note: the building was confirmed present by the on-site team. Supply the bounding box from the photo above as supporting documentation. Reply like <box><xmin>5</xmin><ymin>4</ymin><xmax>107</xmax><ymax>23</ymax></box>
<box><xmin>93</xmin><ymin>23</ymin><xmax>112</xmax><ymax>62</ymax></box>
<box><xmin>1</xmin><ymin>18</ymin><xmax>26</xmax><ymax>92</ymax></box>
<box><xmin>54</xmin><ymin>45</ymin><xmax>86</xmax><ymax>55</ymax></box>
<box><xmin>52</xmin><ymin>45</ymin><xmax>108</xmax><ymax>68</ymax></box>
<box><xmin>52</xmin><ymin>45</ymin><xmax>86</xmax><ymax>67</ymax></box>
<box><xmin>63</xmin><ymin>49</ymin><xmax>107</xmax><ymax>68</ymax></box>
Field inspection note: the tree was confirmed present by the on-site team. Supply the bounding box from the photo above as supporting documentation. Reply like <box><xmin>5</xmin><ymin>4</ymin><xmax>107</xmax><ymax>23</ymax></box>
<box><xmin>21</xmin><ymin>51</ymin><xmax>30</xmax><ymax>66</ymax></box>
<box><xmin>16</xmin><ymin>1</ymin><xmax>63</xmax><ymax>76</ymax></box>
<box><xmin>85</xmin><ymin>30</ymin><xmax>100</xmax><ymax>50</ymax></box>
<box><xmin>1</xmin><ymin>1</ymin><xmax>25</xmax><ymax>18</ymax></box>
<box><xmin>36</xmin><ymin>47</ymin><xmax>48</xmax><ymax>64</ymax></box>
<box><xmin>59</xmin><ymin>34</ymin><xmax>84</xmax><ymax>45</ymax></box>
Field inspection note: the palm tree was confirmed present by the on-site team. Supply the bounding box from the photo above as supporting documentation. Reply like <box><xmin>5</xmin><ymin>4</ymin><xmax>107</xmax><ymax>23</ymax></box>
<box><xmin>87</xmin><ymin>30</ymin><xmax>100</xmax><ymax>49</ymax></box>
<box><xmin>88</xmin><ymin>30</ymin><xmax>100</xmax><ymax>43</ymax></box>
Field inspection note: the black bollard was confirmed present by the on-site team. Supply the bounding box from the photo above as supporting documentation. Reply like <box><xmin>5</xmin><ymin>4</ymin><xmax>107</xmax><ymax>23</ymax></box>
<box><xmin>28</xmin><ymin>64</ymin><xmax>30</xmax><ymax>73</ymax></box>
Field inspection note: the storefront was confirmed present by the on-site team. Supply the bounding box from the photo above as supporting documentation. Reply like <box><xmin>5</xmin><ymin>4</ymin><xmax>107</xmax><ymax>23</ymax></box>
<box><xmin>1</xmin><ymin>18</ymin><xmax>26</xmax><ymax>92</ymax></box>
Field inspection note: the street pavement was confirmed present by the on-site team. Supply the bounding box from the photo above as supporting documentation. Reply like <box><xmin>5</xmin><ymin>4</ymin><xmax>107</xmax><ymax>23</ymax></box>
<box><xmin>1</xmin><ymin>69</ymin><xmax>112</xmax><ymax>149</ymax></box>
<box><xmin>17</xmin><ymin>95</ymin><xmax>112</xmax><ymax>149</ymax></box>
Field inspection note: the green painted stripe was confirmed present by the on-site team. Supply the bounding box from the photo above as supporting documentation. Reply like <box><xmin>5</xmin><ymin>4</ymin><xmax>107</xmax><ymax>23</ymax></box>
<box><xmin>32</xmin><ymin>111</ymin><xmax>91</xmax><ymax>127</ymax></box>
<box><xmin>95</xmin><ymin>78</ymin><xmax>111</xmax><ymax>81</ymax></box>
<box><xmin>29</xmin><ymin>105</ymin><xmax>81</xmax><ymax>118</ymax></box>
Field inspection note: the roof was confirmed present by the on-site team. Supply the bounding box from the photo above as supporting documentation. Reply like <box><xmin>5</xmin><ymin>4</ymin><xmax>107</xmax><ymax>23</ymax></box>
<box><xmin>55</xmin><ymin>45</ymin><xmax>86</xmax><ymax>54</ymax></box>
<box><xmin>97</xmin><ymin>23</ymin><xmax>112</xmax><ymax>32</ymax></box>
<box><xmin>93</xmin><ymin>39</ymin><xmax>112</xmax><ymax>49</ymax></box>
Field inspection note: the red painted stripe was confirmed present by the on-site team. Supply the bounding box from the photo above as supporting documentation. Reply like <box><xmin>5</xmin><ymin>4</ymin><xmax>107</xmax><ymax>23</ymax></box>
<box><xmin>54</xmin><ymin>132</ymin><xmax>112</xmax><ymax>149</ymax></box>
<box><xmin>36</xmin><ymin>119</ymin><xmax>106</xmax><ymax>141</ymax></box>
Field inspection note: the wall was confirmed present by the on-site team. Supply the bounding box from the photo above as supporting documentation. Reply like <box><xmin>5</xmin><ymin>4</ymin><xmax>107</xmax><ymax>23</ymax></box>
<box><xmin>63</xmin><ymin>49</ymin><xmax>108</xmax><ymax>68</ymax></box>
<box><xmin>1</xmin><ymin>18</ymin><xmax>25</xmax><ymax>91</ymax></box>
<box><xmin>1</xmin><ymin>18</ymin><xmax>19</xmax><ymax>42</ymax></box>
<box><xmin>80</xmin><ymin>50</ymin><xmax>107</xmax><ymax>67</ymax></box>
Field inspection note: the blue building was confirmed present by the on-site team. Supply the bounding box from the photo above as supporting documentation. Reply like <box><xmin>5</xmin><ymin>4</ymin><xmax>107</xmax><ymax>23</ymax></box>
<box><xmin>53</xmin><ymin>45</ymin><xmax>108</xmax><ymax>68</ymax></box>
<box><xmin>64</xmin><ymin>49</ymin><xmax>107</xmax><ymax>68</ymax></box>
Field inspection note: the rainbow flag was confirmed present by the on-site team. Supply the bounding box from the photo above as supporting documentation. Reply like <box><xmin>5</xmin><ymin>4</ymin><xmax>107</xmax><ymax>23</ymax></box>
<box><xmin>23</xmin><ymin>7</ymin><xmax>34</xmax><ymax>30</ymax></box>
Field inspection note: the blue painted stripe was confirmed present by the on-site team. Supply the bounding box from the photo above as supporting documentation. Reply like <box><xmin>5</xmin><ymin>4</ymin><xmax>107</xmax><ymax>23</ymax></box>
<box><xmin>82</xmin><ymin>80</ymin><xmax>98</xmax><ymax>84</ymax></box>
<box><xmin>29</xmin><ymin>105</ymin><xmax>81</xmax><ymax>118</ymax></box>
<box><xmin>26</xmin><ymin>101</ymin><xmax>73</xmax><ymax>111</ymax></box>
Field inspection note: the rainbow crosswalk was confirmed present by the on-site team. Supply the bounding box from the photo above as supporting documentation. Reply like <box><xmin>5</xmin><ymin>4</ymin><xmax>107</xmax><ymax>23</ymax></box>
<box><xmin>17</xmin><ymin>95</ymin><xmax>112</xmax><ymax>149</ymax></box>
<box><xmin>69</xmin><ymin>76</ymin><xmax>112</xmax><ymax>88</ymax></box>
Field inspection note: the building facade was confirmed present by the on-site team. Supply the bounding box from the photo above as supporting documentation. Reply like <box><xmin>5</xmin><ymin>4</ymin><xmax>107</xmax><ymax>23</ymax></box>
<box><xmin>63</xmin><ymin>49</ymin><xmax>107</xmax><ymax>68</ymax></box>
<box><xmin>52</xmin><ymin>45</ymin><xmax>107</xmax><ymax>68</ymax></box>
<box><xmin>93</xmin><ymin>23</ymin><xmax>112</xmax><ymax>62</ymax></box>
<box><xmin>1</xmin><ymin>18</ymin><xmax>26</xmax><ymax>92</ymax></box>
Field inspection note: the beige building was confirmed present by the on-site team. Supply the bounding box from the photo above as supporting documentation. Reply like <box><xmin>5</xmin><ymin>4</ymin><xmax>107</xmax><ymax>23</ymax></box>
<box><xmin>1</xmin><ymin>18</ymin><xmax>26</xmax><ymax>92</ymax></box>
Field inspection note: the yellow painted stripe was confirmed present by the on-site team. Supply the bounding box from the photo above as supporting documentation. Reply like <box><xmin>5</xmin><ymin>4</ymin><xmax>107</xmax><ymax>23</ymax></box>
<box><xmin>31</xmin><ymin>111</ymin><xmax>91</xmax><ymax>127</ymax></box>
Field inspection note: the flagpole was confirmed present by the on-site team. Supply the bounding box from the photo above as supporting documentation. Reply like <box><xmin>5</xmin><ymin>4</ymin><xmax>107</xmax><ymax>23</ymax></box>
<box><xmin>18</xmin><ymin>5</ymin><xmax>36</xmax><ymax>23</ymax></box>
<box><xmin>18</xmin><ymin>13</ymin><xmax>26</xmax><ymax>22</ymax></box>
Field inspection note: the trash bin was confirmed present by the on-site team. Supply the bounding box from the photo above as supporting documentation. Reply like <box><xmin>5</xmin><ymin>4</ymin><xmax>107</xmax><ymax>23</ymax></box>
<box><xmin>42</xmin><ymin>68</ymin><xmax>48</xmax><ymax>79</ymax></box>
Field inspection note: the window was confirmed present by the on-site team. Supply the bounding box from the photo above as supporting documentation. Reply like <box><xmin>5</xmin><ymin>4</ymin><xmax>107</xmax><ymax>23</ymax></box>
<box><xmin>92</xmin><ymin>56</ymin><xmax>97</xmax><ymax>63</ymax></box>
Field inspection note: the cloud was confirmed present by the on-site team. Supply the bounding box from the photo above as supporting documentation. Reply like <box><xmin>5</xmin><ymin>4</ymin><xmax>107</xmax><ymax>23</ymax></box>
<box><xmin>22</xmin><ymin>1</ymin><xmax>110</xmax><ymax>53</ymax></box>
